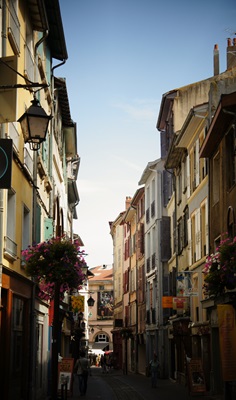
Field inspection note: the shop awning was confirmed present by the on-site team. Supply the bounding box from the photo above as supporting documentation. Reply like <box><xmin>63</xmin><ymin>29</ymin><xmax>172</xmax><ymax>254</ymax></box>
<box><xmin>92</xmin><ymin>342</ymin><xmax>108</xmax><ymax>351</ymax></box>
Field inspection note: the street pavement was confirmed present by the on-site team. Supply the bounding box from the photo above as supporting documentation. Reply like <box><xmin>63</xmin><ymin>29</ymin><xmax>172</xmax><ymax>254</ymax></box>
<box><xmin>59</xmin><ymin>366</ymin><xmax>223</xmax><ymax>400</ymax></box>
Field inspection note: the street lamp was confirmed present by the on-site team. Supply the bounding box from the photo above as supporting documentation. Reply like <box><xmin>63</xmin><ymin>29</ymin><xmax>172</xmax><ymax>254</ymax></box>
<box><xmin>18</xmin><ymin>96</ymin><xmax>52</xmax><ymax>151</ymax></box>
<box><xmin>87</xmin><ymin>296</ymin><xmax>95</xmax><ymax>307</ymax></box>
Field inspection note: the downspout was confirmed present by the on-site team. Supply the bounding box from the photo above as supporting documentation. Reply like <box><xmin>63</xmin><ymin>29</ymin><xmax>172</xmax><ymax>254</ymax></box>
<box><xmin>0</xmin><ymin>0</ymin><xmax>7</xmax><ymax>310</ymax></box>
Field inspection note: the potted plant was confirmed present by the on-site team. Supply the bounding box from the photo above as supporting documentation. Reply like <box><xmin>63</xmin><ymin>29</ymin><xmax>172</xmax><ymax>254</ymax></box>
<box><xmin>22</xmin><ymin>236</ymin><xmax>86</xmax><ymax>300</ymax></box>
<box><xmin>203</xmin><ymin>234</ymin><xmax>236</xmax><ymax>297</ymax></box>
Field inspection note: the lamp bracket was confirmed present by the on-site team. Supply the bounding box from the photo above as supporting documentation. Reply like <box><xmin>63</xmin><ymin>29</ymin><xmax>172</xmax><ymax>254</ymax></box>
<box><xmin>0</xmin><ymin>83</ymin><xmax>49</xmax><ymax>90</ymax></box>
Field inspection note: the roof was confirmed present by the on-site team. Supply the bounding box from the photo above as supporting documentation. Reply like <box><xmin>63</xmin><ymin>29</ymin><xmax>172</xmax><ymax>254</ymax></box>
<box><xmin>54</xmin><ymin>77</ymin><xmax>73</xmax><ymax>126</ymax></box>
<box><xmin>138</xmin><ymin>158</ymin><xmax>162</xmax><ymax>185</ymax></box>
<box><xmin>27</xmin><ymin>0</ymin><xmax>49</xmax><ymax>31</ymax></box>
<box><xmin>27</xmin><ymin>0</ymin><xmax>68</xmax><ymax>61</ymax></box>
<box><xmin>164</xmin><ymin>103</ymin><xmax>208</xmax><ymax>170</ymax></box>
<box><xmin>176</xmin><ymin>103</ymin><xmax>208</xmax><ymax>148</ymax></box>
<box><xmin>200</xmin><ymin>91</ymin><xmax>236</xmax><ymax>158</ymax></box>
<box><xmin>89</xmin><ymin>265</ymin><xmax>113</xmax><ymax>282</ymax></box>
<box><xmin>44</xmin><ymin>0</ymin><xmax>68</xmax><ymax>61</ymax></box>
<box><xmin>156</xmin><ymin>90</ymin><xmax>178</xmax><ymax>131</ymax></box>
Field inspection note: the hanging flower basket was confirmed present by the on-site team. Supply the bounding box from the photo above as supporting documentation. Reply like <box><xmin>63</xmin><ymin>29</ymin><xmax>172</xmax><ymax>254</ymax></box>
<box><xmin>22</xmin><ymin>236</ymin><xmax>87</xmax><ymax>300</ymax></box>
<box><xmin>203</xmin><ymin>234</ymin><xmax>236</xmax><ymax>297</ymax></box>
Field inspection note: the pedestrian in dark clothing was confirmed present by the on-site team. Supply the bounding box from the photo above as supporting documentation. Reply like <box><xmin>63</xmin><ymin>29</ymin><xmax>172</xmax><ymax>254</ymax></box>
<box><xmin>149</xmin><ymin>353</ymin><xmax>159</xmax><ymax>388</ymax></box>
<box><xmin>74</xmin><ymin>351</ymin><xmax>90</xmax><ymax>396</ymax></box>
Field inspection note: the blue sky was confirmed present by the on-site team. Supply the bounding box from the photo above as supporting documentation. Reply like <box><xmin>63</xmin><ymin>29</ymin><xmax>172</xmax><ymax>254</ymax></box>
<box><xmin>58</xmin><ymin>0</ymin><xmax>236</xmax><ymax>268</ymax></box>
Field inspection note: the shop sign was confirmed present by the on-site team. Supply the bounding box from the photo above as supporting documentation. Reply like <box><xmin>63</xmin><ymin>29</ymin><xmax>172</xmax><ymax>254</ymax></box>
<box><xmin>187</xmin><ymin>359</ymin><xmax>206</xmax><ymax>394</ymax></box>
<box><xmin>58</xmin><ymin>358</ymin><xmax>74</xmax><ymax>396</ymax></box>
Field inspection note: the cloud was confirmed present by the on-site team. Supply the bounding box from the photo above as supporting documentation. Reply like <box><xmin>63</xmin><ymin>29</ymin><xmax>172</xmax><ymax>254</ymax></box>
<box><xmin>111</xmin><ymin>155</ymin><xmax>143</xmax><ymax>172</ymax></box>
<box><xmin>113</xmin><ymin>98</ymin><xmax>160</xmax><ymax>121</ymax></box>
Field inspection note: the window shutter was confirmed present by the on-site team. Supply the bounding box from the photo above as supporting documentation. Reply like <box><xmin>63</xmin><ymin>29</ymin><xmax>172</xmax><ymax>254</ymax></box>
<box><xmin>35</xmin><ymin>204</ymin><xmax>41</xmax><ymax>244</ymax></box>
<box><xmin>44</xmin><ymin>217</ymin><xmax>53</xmax><ymax>240</ymax></box>
<box><xmin>163</xmin><ymin>169</ymin><xmax>172</xmax><ymax>207</ymax></box>
<box><xmin>160</xmin><ymin>216</ymin><xmax>171</xmax><ymax>261</ymax></box>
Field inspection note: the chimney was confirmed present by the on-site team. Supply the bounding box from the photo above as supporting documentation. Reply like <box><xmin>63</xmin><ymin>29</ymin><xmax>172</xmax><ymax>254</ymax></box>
<box><xmin>125</xmin><ymin>196</ymin><xmax>132</xmax><ymax>210</ymax></box>
<box><xmin>227</xmin><ymin>37</ymin><xmax>236</xmax><ymax>70</ymax></box>
<box><xmin>213</xmin><ymin>44</ymin><xmax>219</xmax><ymax>76</ymax></box>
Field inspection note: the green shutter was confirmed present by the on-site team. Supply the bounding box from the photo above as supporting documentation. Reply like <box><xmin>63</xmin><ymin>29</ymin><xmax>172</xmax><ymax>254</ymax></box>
<box><xmin>44</xmin><ymin>218</ymin><xmax>53</xmax><ymax>240</ymax></box>
<box><xmin>36</xmin><ymin>204</ymin><xmax>41</xmax><ymax>243</ymax></box>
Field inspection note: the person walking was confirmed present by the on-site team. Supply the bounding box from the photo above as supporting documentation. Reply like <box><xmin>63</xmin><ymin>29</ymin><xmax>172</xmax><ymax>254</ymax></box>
<box><xmin>74</xmin><ymin>350</ymin><xmax>90</xmax><ymax>396</ymax></box>
<box><xmin>149</xmin><ymin>353</ymin><xmax>159</xmax><ymax>388</ymax></box>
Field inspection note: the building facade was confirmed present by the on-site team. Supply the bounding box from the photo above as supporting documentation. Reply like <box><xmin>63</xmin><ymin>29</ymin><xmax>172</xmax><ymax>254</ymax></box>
<box><xmin>0</xmin><ymin>1</ymin><xmax>80</xmax><ymax>399</ymax></box>
<box><xmin>87</xmin><ymin>265</ymin><xmax>114</xmax><ymax>358</ymax></box>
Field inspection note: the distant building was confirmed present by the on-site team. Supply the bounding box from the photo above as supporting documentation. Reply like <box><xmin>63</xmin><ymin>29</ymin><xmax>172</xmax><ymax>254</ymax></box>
<box><xmin>87</xmin><ymin>264</ymin><xmax>114</xmax><ymax>355</ymax></box>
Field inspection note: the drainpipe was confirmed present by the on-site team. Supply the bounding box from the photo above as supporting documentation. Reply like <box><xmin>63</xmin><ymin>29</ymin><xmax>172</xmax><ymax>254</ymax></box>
<box><xmin>0</xmin><ymin>0</ymin><xmax>7</xmax><ymax>310</ymax></box>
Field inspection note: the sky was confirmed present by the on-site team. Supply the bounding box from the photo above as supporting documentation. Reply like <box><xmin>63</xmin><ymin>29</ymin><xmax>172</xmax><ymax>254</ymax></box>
<box><xmin>58</xmin><ymin>0</ymin><xmax>236</xmax><ymax>268</ymax></box>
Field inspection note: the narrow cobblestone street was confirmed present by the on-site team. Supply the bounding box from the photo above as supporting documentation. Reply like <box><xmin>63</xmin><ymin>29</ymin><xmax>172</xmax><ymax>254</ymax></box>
<box><xmin>61</xmin><ymin>366</ymin><xmax>223</xmax><ymax>400</ymax></box>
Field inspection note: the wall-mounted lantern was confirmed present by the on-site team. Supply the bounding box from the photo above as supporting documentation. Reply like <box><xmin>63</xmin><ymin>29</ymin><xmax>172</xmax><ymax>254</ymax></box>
<box><xmin>87</xmin><ymin>296</ymin><xmax>95</xmax><ymax>307</ymax></box>
<box><xmin>18</xmin><ymin>96</ymin><xmax>52</xmax><ymax>151</ymax></box>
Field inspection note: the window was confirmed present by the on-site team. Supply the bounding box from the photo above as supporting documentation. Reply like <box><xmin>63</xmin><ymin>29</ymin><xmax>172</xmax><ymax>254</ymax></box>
<box><xmin>7</xmin><ymin>189</ymin><xmax>16</xmax><ymax>240</ymax></box>
<box><xmin>201</xmin><ymin>203</ymin><xmax>207</xmax><ymax>257</ymax></box>
<box><xmin>95</xmin><ymin>334</ymin><xmax>109</xmax><ymax>342</ymax></box>
<box><xmin>190</xmin><ymin>144</ymin><xmax>197</xmax><ymax>193</ymax></box>
<box><xmin>177</xmin><ymin>217</ymin><xmax>183</xmax><ymax>255</ymax></box>
<box><xmin>146</xmin><ymin>186</ymin><xmax>150</xmax><ymax>223</ymax></box>
<box><xmin>10</xmin><ymin>296</ymin><xmax>26</xmax><ymax>398</ymax></box>
<box><xmin>25</xmin><ymin>22</ymin><xmax>34</xmax><ymax>82</ymax></box>
<box><xmin>130</xmin><ymin>268</ymin><xmax>136</xmax><ymax>292</ymax></box>
<box><xmin>177</xmin><ymin>171</ymin><xmax>182</xmax><ymax>204</ymax></box>
<box><xmin>146</xmin><ymin>186</ymin><xmax>150</xmax><ymax>210</ymax></box>
<box><xmin>8</xmin><ymin>0</ymin><xmax>20</xmax><ymax>54</ymax></box>
<box><xmin>118</xmin><ymin>275</ymin><xmax>121</xmax><ymax>299</ymax></box>
<box><xmin>183</xmin><ymin>207</ymin><xmax>189</xmax><ymax>247</ymax></box>
<box><xmin>36</xmin><ymin>204</ymin><xmax>41</xmax><ymax>244</ymax></box>
<box><xmin>182</xmin><ymin>157</ymin><xmax>187</xmax><ymax>193</ymax></box>
<box><xmin>5</xmin><ymin>189</ymin><xmax>17</xmax><ymax>259</ymax></box>
<box><xmin>199</xmin><ymin>130</ymin><xmax>207</xmax><ymax>182</ymax></box>
<box><xmin>191</xmin><ymin>213</ymin><xmax>196</xmax><ymax>263</ymax></box>
<box><xmin>36</xmin><ymin>323</ymin><xmax>43</xmax><ymax>389</ymax></box>
<box><xmin>22</xmin><ymin>205</ymin><xmax>30</xmax><ymax>252</ymax></box>
<box><xmin>137</xmin><ymin>223</ymin><xmax>144</xmax><ymax>258</ymax></box>
<box><xmin>212</xmin><ymin>152</ymin><xmax>220</xmax><ymax>204</ymax></box>
<box><xmin>226</xmin><ymin>124</ymin><xmax>236</xmax><ymax>190</ymax></box>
